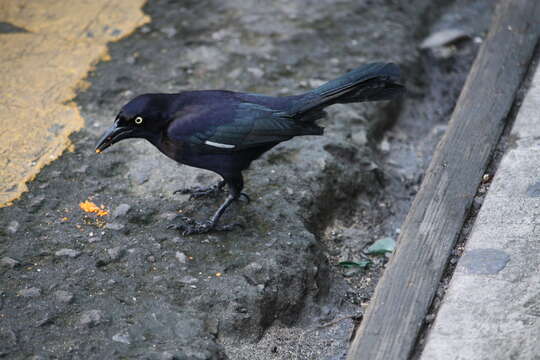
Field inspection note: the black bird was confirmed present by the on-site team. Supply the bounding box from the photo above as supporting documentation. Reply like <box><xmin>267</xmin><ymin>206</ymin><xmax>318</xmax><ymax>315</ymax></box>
<box><xmin>95</xmin><ymin>62</ymin><xmax>404</xmax><ymax>234</ymax></box>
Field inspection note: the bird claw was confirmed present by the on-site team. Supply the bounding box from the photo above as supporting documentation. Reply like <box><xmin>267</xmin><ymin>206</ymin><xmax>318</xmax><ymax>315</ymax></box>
<box><xmin>168</xmin><ymin>217</ymin><xmax>243</xmax><ymax>235</ymax></box>
<box><xmin>173</xmin><ymin>184</ymin><xmax>223</xmax><ymax>200</ymax></box>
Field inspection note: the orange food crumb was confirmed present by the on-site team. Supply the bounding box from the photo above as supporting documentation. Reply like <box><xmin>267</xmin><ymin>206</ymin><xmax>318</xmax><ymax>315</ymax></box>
<box><xmin>215</xmin><ymin>272</ymin><xmax>222</xmax><ymax>277</ymax></box>
<box><xmin>61</xmin><ymin>217</ymin><xmax>69</xmax><ymax>222</ymax></box>
<box><xmin>79</xmin><ymin>200</ymin><xmax>109</xmax><ymax>216</ymax></box>
<box><xmin>95</xmin><ymin>149</ymin><xmax>101</xmax><ymax>154</ymax></box>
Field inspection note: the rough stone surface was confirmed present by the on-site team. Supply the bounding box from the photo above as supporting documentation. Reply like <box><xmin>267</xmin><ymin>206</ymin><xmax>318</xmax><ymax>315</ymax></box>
<box><xmin>112</xmin><ymin>203</ymin><xmax>131</xmax><ymax>218</ymax></box>
<box><xmin>79</xmin><ymin>310</ymin><xmax>106</xmax><ymax>328</ymax></box>
<box><xmin>55</xmin><ymin>248</ymin><xmax>81</xmax><ymax>258</ymax></box>
<box><xmin>459</xmin><ymin>248</ymin><xmax>510</xmax><ymax>275</ymax></box>
<box><xmin>0</xmin><ymin>0</ymin><xmax>493</xmax><ymax>359</ymax></box>
<box><xmin>54</xmin><ymin>290</ymin><xmax>74</xmax><ymax>304</ymax></box>
<box><xmin>420</xmin><ymin>57</ymin><xmax>540</xmax><ymax>360</ymax></box>
<box><xmin>0</xmin><ymin>256</ymin><xmax>19</xmax><ymax>269</ymax></box>
<box><xmin>18</xmin><ymin>287</ymin><xmax>41</xmax><ymax>297</ymax></box>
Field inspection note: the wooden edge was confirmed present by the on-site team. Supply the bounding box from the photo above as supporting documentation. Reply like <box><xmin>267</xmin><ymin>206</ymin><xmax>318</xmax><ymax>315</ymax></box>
<box><xmin>347</xmin><ymin>1</ymin><xmax>540</xmax><ymax>359</ymax></box>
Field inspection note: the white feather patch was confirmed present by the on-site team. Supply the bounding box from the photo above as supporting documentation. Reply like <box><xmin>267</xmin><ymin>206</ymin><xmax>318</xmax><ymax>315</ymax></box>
<box><xmin>204</xmin><ymin>140</ymin><xmax>235</xmax><ymax>149</ymax></box>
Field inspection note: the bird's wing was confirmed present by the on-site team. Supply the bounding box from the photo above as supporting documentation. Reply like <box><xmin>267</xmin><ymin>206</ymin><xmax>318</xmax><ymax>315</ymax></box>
<box><xmin>167</xmin><ymin>102</ymin><xmax>312</xmax><ymax>151</ymax></box>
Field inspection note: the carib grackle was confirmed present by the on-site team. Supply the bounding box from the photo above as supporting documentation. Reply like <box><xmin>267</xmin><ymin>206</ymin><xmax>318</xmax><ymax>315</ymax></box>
<box><xmin>95</xmin><ymin>62</ymin><xmax>403</xmax><ymax>235</ymax></box>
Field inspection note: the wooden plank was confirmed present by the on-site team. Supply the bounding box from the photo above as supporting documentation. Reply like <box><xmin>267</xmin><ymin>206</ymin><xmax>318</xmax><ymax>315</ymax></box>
<box><xmin>347</xmin><ymin>1</ymin><xmax>540</xmax><ymax>359</ymax></box>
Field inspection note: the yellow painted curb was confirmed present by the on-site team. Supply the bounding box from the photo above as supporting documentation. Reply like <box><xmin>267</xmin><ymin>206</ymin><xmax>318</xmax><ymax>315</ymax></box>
<box><xmin>0</xmin><ymin>0</ymin><xmax>149</xmax><ymax>207</ymax></box>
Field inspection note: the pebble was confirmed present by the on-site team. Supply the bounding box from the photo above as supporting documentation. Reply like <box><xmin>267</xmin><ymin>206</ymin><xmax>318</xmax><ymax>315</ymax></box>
<box><xmin>0</xmin><ymin>256</ymin><xmax>20</xmax><ymax>269</ymax></box>
<box><xmin>351</xmin><ymin>131</ymin><xmax>367</xmax><ymax>146</ymax></box>
<box><xmin>175</xmin><ymin>251</ymin><xmax>187</xmax><ymax>264</ymax></box>
<box><xmin>160</xmin><ymin>26</ymin><xmax>177</xmax><ymax>38</ymax></box>
<box><xmin>171</xmin><ymin>237</ymin><xmax>185</xmax><ymax>245</ymax></box>
<box><xmin>112</xmin><ymin>332</ymin><xmax>131</xmax><ymax>344</ymax></box>
<box><xmin>112</xmin><ymin>204</ymin><xmax>131</xmax><ymax>218</ymax></box>
<box><xmin>54</xmin><ymin>290</ymin><xmax>74</xmax><ymax>304</ymax></box>
<box><xmin>179</xmin><ymin>275</ymin><xmax>198</xmax><ymax>285</ymax></box>
<box><xmin>247</xmin><ymin>67</ymin><xmax>264</xmax><ymax>78</ymax></box>
<box><xmin>79</xmin><ymin>309</ymin><xmax>105</xmax><ymax>328</ymax></box>
<box><xmin>159</xmin><ymin>212</ymin><xmax>178</xmax><ymax>221</ymax></box>
<box><xmin>308</xmin><ymin>79</ymin><xmax>326</xmax><ymax>88</ymax></box>
<box><xmin>29</xmin><ymin>195</ymin><xmax>45</xmax><ymax>211</ymax></box>
<box><xmin>55</xmin><ymin>248</ymin><xmax>81</xmax><ymax>258</ymax></box>
<box><xmin>7</xmin><ymin>220</ymin><xmax>19</xmax><ymax>234</ymax></box>
<box><xmin>107</xmin><ymin>247</ymin><xmax>126</xmax><ymax>261</ymax></box>
<box><xmin>18</xmin><ymin>287</ymin><xmax>41</xmax><ymax>297</ymax></box>
<box><xmin>88</xmin><ymin>236</ymin><xmax>101</xmax><ymax>243</ymax></box>
<box><xmin>420</xmin><ymin>28</ymin><xmax>469</xmax><ymax>49</ymax></box>
<box><xmin>105</xmin><ymin>222</ymin><xmax>125</xmax><ymax>231</ymax></box>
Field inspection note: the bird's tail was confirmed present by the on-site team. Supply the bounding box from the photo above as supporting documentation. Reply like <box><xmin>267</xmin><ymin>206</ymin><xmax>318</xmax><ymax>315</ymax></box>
<box><xmin>291</xmin><ymin>62</ymin><xmax>404</xmax><ymax>118</ymax></box>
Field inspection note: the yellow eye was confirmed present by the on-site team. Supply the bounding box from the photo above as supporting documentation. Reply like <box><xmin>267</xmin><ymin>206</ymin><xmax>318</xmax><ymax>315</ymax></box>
<box><xmin>134</xmin><ymin>116</ymin><xmax>143</xmax><ymax>124</ymax></box>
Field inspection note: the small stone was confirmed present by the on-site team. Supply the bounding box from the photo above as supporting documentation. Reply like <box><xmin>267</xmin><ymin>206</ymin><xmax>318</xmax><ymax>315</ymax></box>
<box><xmin>112</xmin><ymin>204</ymin><xmax>131</xmax><ymax>218</ymax></box>
<box><xmin>36</xmin><ymin>313</ymin><xmax>56</xmax><ymax>327</ymax></box>
<box><xmin>160</xmin><ymin>26</ymin><xmax>177</xmax><ymax>38</ymax></box>
<box><xmin>205</xmin><ymin>318</ymin><xmax>219</xmax><ymax>336</ymax></box>
<box><xmin>228</xmin><ymin>68</ymin><xmax>242</xmax><ymax>79</ymax></box>
<box><xmin>158</xmin><ymin>352</ymin><xmax>176</xmax><ymax>360</ymax></box>
<box><xmin>73</xmin><ymin>164</ymin><xmax>88</xmax><ymax>174</ymax></box>
<box><xmin>79</xmin><ymin>310</ymin><xmax>105</xmax><ymax>328</ymax></box>
<box><xmin>175</xmin><ymin>251</ymin><xmax>187</xmax><ymax>264</ymax></box>
<box><xmin>18</xmin><ymin>287</ymin><xmax>41</xmax><ymax>297</ymax></box>
<box><xmin>107</xmin><ymin>247</ymin><xmax>125</xmax><ymax>261</ymax></box>
<box><xmin>351</xmin><ymin>131</ymin><xmax>367</xmax><ymax>146</ymax></box>
<box><xmin>179</xmin><ymin>275</ymin><xmax>198</xmax><ymax>284</ymax></box>
<box><xmin>308</xmin><ymin>79</ymin><xmax>326</xmax><ymax>88</ymax></box>
<box><xmin>159</xmin><ymin>212</ymin><xmax>178</xmax><ymax>221</ymax></box>
<box><xmin>105</xmin><ymin>222</ymin><xmax>125</xmax><ymax>231</ymax></box>
<box><xmin>55</xmin><ymin>249</ymin><xmax>81</xmax><ymax>258</ymax></box>
<box><xmin>140</xmin><ymin>25</ymin><xmax>151</xmax><ymax>34</ymax></box>
<box><xmin>379</xmin><ymin>138</ymin><xmax>391</xmax><ymax>152</ymax></box>
<box><xmin>28</xmin><ymin>355</ymin><xmax>46</xmax><ymax>360</ymax></box>
<box><xmin>88</xmin><ymin>236</ymin><xmax>101</xmax><ymax>243</ymax></box>
<box><xmin>147</xmin><ymin>255</ymin><xmax>156</xmax><ymax>263</ymax></box>
<box><xmin>0</xmin><ymin>256</ymin><xmax>20</xmax><ymax>269</ymax></box>
<box><xmin>420</xmin><ymin>28</ymin><xmax>469</xmax><ymax>49</ymax></box>
<box><xmin>54</xmin><ymin>290</ymin><xmax>74</xmax><ymax>304</ymax></box>
<box><xmin>247</xmin><ymin>67</ymin><xmax>264</xmax><ymax>78</ymax></box>
<box><xmin>7</xmin><ymin>220</ymin><xmax>19</xmax><ymax>234</ymax></box>
<box><xmin>29</xmin><ymin>195</ymin><xmax>45</xmax><ymax>211</ymax></box>
<box><xmin>425</xmin><ymin>314</ymin><xmax>436</xmax><ymax>323</ymax></box>
<box><xmin>112</xmin><ymin>332</ymin><xmax>131</xmax><ymax>344</ymax></box>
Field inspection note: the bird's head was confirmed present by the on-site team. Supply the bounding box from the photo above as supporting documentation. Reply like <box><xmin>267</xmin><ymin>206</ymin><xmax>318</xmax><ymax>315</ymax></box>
<box><xmin>95</xmin><ymin>94</ymin><xmax>173</xmax><ymax>153</ymax></box>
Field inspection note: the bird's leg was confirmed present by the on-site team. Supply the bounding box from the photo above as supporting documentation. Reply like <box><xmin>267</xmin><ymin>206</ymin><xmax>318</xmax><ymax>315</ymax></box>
<box><xmin>169</xmin><ymin>175</ymin><xmax>245</xmax><ymax>235</ymax></box>
<box><xmin>173</xmin><ymin>180</ymin><xmax>225</xmax><ymax>199</ymax></box>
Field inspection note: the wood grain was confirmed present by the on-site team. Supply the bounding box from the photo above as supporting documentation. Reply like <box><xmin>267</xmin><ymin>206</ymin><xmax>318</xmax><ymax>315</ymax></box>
<box><xmin>347</xmin><ymin>1</ymin><xmax>540</xmax><ymax>359</ymax></box>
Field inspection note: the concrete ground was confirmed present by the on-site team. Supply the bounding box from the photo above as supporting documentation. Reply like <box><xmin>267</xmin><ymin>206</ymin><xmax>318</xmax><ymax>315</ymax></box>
<box><xmin>419</xmin><ymin>58</ymin><xmax>540</xmax><ymax>359</ymax></box>
<box><xmin>0</xmin><ymin>1</ymin><xmax>496</xmax><ymax>359</ymax></box>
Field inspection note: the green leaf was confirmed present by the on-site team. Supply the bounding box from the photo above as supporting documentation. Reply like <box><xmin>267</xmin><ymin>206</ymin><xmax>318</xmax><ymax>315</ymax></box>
<box><xmin>338</xmin><ymin>260</ymin><xmax>371</xmax><ymax>269</ymax></box>
<box><xmin>365</xmin><ymin>237</ymin><xmax>396</xmax><ymax>255</ymax></box>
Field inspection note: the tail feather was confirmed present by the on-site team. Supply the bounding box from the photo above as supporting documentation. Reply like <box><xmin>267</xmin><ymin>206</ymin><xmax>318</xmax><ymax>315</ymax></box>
<box><xmin>291</xmin><ymin>62</ymin><xmax>404</xmax><ymax>119</ymax></box>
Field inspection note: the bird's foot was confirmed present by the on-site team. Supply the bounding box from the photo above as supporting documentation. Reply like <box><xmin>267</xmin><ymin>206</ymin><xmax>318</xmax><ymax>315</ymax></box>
<box><xmin>173</xmin><ymin>181</ymin><xmax>225</xmax><ymax>200</ymax></box>
<box><xmin>168</xmin><ymin>216</ymin><xmax>242</xmax><ymax>235</ymax></box>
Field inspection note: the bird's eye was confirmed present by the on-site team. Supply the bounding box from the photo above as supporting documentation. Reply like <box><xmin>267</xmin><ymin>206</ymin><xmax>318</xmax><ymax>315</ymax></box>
<box><xmin>134</xmin><ymin>116</ymin><xmax>143</xmax><ymax>124</ymax></box>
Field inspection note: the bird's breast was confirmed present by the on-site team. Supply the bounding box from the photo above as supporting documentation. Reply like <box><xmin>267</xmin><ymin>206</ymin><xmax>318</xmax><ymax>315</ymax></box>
<box><xmin>155</xmin><ymin>136</ymin><xmax>185</xmax><ymax>163</ymax></box>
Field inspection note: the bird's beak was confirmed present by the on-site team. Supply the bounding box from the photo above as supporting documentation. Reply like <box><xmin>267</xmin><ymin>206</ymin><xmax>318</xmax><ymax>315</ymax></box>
<box><xmin>95</xmin><ymin>121</ymin><xmax>134</xmax><ymax>153</ymax></box>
